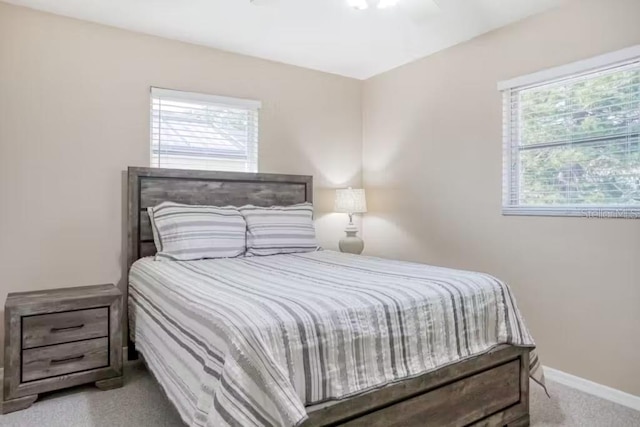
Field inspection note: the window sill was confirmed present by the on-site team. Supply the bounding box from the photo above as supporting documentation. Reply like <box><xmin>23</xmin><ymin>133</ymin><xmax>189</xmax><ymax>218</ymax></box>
<box><xmin>502</xmin><ymin>206</ymin><xmax>640</xmax><ymax>219</ymax></box>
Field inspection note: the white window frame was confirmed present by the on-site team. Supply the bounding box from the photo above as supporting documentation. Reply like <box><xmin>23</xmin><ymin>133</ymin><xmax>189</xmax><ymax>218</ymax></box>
<box><xmin>498</xmin><ymin>46</ymin><xmax>640</xmax><ymax>219</ymax></box>
<box><xmin>150</xmin><ymin>87</ymin><xmax>261</xmax><ymax>173</ymax></box>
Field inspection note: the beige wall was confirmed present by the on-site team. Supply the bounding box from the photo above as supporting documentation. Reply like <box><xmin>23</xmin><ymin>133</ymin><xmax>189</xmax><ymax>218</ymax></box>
<box><xmin>363</xmin><ymin>0</ymin><xmax>640</xmax><ymax>396</ymax></box>
<box><xmin>0</xmin><ymin>2</ymin><xmax>362</xmax><ymax>362</ymax></box>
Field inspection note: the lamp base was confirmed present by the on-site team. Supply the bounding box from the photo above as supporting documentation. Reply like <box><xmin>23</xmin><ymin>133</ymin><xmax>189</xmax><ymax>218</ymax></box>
<box><xmin>339</xmin><ymin>223</ymin><xmax>364</xmax><ymax>255</ymax></box>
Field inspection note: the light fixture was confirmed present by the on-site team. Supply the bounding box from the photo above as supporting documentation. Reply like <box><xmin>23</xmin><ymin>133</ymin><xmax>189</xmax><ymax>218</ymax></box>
<box><xmin>377</xmin><ymin>0</ymin><xmax>400</xmax><ymax>8</ymax></box>
<box><xmin>335</xmin><ymin>187</ymin><xmax>367</xmax><ymax>255</ymax></box>
<box><xmin>347</xmin><ymin>0</ymin><xmax>400</xmax><ymax>10</ymax></box>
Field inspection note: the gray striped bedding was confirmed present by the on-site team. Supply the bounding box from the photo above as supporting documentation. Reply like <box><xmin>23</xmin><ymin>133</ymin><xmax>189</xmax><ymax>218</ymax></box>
<box><xmin>240</xmin><ymin>203</ymin><xmax>319</xmax><ymax>256</ymax></box>
<box><xmin>129</xmin><ymin>250</ymin><xmax>543</xmax><ymax>427</ymax></box>
<box><xmin>147</xmin><ymin>202</ymin><xmax>246</xmax><ymax>261</ymax></box>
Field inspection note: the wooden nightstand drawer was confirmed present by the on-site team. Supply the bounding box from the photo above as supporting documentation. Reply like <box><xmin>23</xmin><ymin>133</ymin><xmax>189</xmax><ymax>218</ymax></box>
<box><xmin>22</xmin><ymin>308</ymin><xmax>109</xmax><ymax>349</ymax></box>
<box><xmin>22</xmin><ymin>337</ymin><xmax>109</xmax><ymax>382</ymax></box>
<box><xmin>3</xmin><ymin>284</ymin><xmax>122</xmax><ymax>413</ymax></box>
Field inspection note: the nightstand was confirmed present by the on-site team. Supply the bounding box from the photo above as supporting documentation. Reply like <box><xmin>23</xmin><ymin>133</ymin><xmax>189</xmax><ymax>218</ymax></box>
<box><xmin>2</xmin><ymin>284</ymin><xmax>123</xmax><ymax>414</ymax></box>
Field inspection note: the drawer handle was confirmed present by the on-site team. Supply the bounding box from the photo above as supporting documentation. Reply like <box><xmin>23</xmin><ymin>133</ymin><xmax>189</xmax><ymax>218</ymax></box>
<box><xmin>50</xmin><ymin>355</ymin><xmax>85</xmax><ymax>365</ymax></box>
<box><xmin>50</xmin><ymin>324</ymin><xmax>85</xmax><ymax>333</ymax></box>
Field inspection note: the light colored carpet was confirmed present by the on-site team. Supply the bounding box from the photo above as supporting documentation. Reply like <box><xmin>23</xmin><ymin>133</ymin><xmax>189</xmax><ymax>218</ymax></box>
<box><xmin>1</xmin><ymin>362</ymin><xmax>638</xmax><ymax>426</ymax></box>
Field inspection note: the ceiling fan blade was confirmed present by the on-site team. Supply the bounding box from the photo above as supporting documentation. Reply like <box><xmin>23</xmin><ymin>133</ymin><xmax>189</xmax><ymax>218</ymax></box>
<box><xmin>401</xmin><ymin>0</ymin><xmax>442</xmax><ymax>24</ymax></box>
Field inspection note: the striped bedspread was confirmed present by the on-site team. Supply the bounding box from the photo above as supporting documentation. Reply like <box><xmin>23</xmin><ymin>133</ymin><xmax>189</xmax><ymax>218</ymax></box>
<box><xmin>129</xmin><ymin>250</ymin><xmax>543</xmax><ymax>427</ymax></box>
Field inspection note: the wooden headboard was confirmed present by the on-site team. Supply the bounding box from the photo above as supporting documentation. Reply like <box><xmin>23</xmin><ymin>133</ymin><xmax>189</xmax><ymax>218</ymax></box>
<box><xmin>127</xmin><ymin>166</ymin><xmax>313</xmax><ymax>268</ymax></box>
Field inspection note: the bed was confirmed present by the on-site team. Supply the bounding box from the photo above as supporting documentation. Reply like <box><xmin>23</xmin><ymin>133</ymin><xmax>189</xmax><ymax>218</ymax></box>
<box><xmin>126</xmin><ymin>166</ymin><xmax>541</xmax><ymax>427</ymax></box>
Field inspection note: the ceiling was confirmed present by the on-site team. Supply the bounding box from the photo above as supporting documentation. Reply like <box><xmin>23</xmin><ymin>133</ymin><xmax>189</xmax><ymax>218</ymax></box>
<box><xmin>5</xmin><ymin>0</ymin><xmax>565</xmax><ymax>79</ymax></box>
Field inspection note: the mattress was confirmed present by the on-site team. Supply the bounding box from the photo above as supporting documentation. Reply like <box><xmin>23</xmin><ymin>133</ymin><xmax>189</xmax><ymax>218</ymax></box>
<box><xmin>129</xmin><ymin>250</ymin><xmax>542</xmax><ymax>427</ymax></box>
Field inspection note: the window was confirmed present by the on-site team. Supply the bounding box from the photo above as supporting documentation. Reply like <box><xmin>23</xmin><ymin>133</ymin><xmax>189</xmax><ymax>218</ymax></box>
<box><xmin>500</xmin><ymin>47</ymin><xmax>640</xmax><ymax>218</ymax></box>
<box><xmin>151</xmin><ymin>88</ymin><xmax>260</xmax><ymax>172</ymax></box>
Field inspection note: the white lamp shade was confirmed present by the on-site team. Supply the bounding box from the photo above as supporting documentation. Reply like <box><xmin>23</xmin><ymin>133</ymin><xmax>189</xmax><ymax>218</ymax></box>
<box><xmin>334</xmin><ymin>188</ymin><xmax>367</xmax><ymax>214</ymax></box>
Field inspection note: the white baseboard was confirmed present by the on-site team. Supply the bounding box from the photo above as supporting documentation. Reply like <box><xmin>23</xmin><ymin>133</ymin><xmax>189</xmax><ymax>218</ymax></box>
<box><xmin>544</xmin><ymin>365</ymin><xmax>640</xmax><ymax>412</ymax></box>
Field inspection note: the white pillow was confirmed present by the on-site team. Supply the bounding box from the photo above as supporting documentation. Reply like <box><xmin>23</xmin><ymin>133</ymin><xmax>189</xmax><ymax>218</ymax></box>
<box><xmin>148</xmin><ymin>202</ymin><xmax>246</xmax><ymax>261</ymax></box>
<box><xmin>239</xmin><ymin>203</ymin><xmax>319</xmax><ymax>256</ymax></box>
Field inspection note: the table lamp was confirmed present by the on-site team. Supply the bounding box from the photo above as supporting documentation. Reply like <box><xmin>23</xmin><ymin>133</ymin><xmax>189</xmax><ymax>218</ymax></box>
<box><xmin>334</xmin><ymin>187</ymin><xmax>367</xmax><ymax>254</ymax></box>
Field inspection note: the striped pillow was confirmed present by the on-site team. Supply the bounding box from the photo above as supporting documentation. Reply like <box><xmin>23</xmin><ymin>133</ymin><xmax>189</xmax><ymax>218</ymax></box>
<box><xmin>147</xmin><ymin>202</ymin><xmax>246</xmax><ymax>261</ymax></box>
<box><xmin>240</xmin><ymin>203</ymin><xmax>319</xmax><ymax>256</ymax></box>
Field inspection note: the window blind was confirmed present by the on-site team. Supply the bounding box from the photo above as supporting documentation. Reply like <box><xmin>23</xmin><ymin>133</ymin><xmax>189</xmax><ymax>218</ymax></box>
<box><xmin>501</xmin><ymin>56</ymin><xmax>640</xmax><ymax>218</ymax></box>
<box><xmin>151</xmin><ymin>88</ymin><xmax>260</xmax><ymax>173</ymax></box>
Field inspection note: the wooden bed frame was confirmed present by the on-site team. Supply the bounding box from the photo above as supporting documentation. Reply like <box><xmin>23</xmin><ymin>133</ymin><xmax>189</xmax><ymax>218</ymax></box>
<box><xmin>126</xmin><ymin>166</ymin><xmax>530</xmax><ymax>427</ymax></box>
